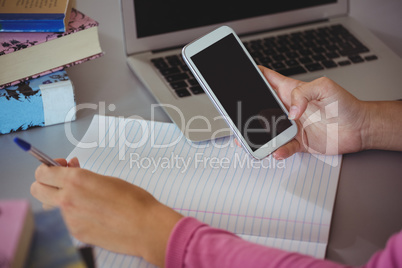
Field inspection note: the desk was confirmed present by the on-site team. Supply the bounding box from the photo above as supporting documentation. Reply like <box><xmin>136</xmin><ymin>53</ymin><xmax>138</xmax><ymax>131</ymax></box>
<box><xmin>1</xmin><ymin>0</ymin><xmax>401</xmax><ymax>266</ymax></box>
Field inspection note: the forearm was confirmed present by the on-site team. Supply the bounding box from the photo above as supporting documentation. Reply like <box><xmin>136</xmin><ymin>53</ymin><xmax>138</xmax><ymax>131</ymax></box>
<box><xmin>166</xmin><ymin>217</ymin><xmax>402</xmax><ymax>268</ymax></box>
<box><xmin>166</xmin><ymin>217</ymin><xmax>344</xmax><ymax>268</ymax></box>
<box><xmin>361</xmin><ymin>101</ymin><xmax>402</xmax><ymax>151</ymax></box>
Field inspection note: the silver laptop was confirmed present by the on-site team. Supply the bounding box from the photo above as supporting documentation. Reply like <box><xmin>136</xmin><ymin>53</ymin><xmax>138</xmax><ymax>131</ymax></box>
<box><xmin>120</xmin><ymin>0</ymin><xmax>402</xmax><ymax>142</ymax></box>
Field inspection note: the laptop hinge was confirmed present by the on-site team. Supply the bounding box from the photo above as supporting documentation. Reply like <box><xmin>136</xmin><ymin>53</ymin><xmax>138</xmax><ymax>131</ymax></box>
<box><xmin>239</xmin><ymin>18</ymin><xmax>329</xmax><ymax>39</ymax></box>
<box><xmin>151</xmin><ymin>18</ymin><xmax>330</xmax><ymax>54</ymax></box>
<box><xmin>152</xmin><ymin>44</ymin><xmax>186</xmax><ymax>54</ymax></box>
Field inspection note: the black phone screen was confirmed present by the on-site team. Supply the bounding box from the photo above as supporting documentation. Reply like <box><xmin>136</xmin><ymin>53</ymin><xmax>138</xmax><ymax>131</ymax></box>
<box><xmin>191</xmin><ymin>33</ymin><xmax>292</xmax><ymax>151</ymax></box>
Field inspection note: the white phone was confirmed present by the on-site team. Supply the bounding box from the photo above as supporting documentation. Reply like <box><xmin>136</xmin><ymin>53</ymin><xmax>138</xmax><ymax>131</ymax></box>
<box><xmin>182</xmin><ymin>26</ymin><xmax>297</xmax><ymax>159</ymax></box>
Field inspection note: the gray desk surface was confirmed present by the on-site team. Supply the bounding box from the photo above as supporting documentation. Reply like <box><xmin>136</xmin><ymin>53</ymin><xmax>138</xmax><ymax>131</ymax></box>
<box><xmin>1</xmin><ymin>0</ymin><xmax>401</xmax><ymax>266</ymax></box>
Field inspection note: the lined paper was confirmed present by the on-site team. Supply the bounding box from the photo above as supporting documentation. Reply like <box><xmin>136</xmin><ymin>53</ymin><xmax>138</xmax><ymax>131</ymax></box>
<box><xmin>69</xmin><ymin>115</ymin><xmax>342</xmax><ymax>267</ymax></box>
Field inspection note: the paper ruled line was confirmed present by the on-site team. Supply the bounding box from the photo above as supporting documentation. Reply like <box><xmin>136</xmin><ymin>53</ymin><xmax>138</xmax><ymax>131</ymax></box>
<box><xmin>173</xmin><ymin>207</ymin><xmax>330</xmax><ymax>227</ymax></box>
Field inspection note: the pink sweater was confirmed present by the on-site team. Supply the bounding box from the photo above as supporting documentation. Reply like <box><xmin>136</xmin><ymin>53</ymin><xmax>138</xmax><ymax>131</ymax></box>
<box><xmin>166</xmin><ymin>217</ymin><xmax>402</xmax><ymax>268</ymax></box>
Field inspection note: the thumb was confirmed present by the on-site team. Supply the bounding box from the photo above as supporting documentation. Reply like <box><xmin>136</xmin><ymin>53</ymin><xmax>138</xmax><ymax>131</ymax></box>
<box><xmin>258</xmin><ymin>66</ymin><xmax>301</xmax><ymax>108</ymax></box>
<box><xmin>258</xmin><ymin>65</ymin><xmax>288</xmax><ymax>90</ymax></box>
<box><xmin>272</xmin><ymin>139</ymin><xmax>302</xmax><ymax>160</ymax></box>
<box><xmin>288</xmin><ymin>78</ymin><xmax>324</xmax><ymax>120</ymax></box>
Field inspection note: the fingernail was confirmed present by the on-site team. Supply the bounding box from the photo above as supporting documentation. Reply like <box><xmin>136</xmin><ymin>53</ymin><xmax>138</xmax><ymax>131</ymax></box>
<box><xmin>69</xmin><ymin>157</ymin><xmax>80</xmax><ymax>168</ymax></box>
<box><xmin>288</xmin><ymin>106</ymin><xmax>298</xmax><ymax>120</ymax></box>
<box><xmin>272</xmin><ymin>152</ymin><xmax>284</xmax><ymax>160</ymax></box>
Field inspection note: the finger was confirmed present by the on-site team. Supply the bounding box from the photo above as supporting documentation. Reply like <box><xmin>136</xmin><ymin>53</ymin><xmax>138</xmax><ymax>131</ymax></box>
<box><xmin>31</xmin><ymin>181</ymin><xmax>59</xmax><ymax>206</ymax></box>
<box><xmin>258</xmin><ymin>65</ymin><xmax>301</xmax><ymax>105</ymax></box>
<box><xmin>288</xmin><ymin>79</ymin><xmax>325</xmax><ymax>120</ymax></box>
<box><xmin>272</xmin><ymin>139</ymin><xmax>302</xmax><ymax>160</ymax></box>
<box><xmin>55</xmin><ymin>158</ymin><xmax>68</xmax><ymax>167</ymax></box>
<box><xmin>35</xmin><ymin>164</ymin><xmax>66</xmax><ymax>188</ymax></box>
<box><xmin>234</xmin><ymin>138</ymin><xmax>241</xmax><ymax>148</ymax></box>
<box><xmin>288</xmin><ymin>76</ymin><xmax>343</xmax><ymax>120</ymax></box>
<box><xmin>35</xmin><ymin>158</ymin><xmax>67</xmax><ymax>188</ymax></box>
<box><xmin>258</xmin><ymin>66</ymin><xmax>287</xmax><ymax>89</ymax></box>
<box><xmin>68</xmin><ymin>157</ymin><xmax>80</xmax><ymax>168</ymax></box>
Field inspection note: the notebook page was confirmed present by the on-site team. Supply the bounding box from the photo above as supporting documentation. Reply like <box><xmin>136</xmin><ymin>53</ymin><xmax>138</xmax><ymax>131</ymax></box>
<box><xmin>69</xmin><ymin>115</ymin><xmax>342</xmax><ymax>267</ymax></box>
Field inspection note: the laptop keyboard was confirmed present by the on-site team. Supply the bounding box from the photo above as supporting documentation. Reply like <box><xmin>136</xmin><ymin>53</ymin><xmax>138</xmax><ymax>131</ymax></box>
<box><xmin>151</xmin><ymin>24</ymin><xmax>378</xmax><ymax>98</ymax></box>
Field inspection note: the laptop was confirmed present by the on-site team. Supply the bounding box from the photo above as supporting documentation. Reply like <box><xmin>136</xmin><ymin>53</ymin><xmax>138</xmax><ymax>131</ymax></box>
<box><xmin>120</xmin><ymin>0</ymin><xmax>402</xmax><ymax>142</ymax></box>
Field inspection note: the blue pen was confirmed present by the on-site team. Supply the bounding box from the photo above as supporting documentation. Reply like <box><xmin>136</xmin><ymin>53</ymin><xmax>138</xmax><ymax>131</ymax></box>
<box><xmin>14</xmin><ymin>137</ymin><xmax>61</xmax><ymax>166</ymax></box>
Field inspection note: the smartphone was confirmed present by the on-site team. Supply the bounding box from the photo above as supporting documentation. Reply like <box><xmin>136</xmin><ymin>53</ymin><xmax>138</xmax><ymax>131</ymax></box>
<box><xmin>182</xmin><ymin>26</ymin><xmax>297</xmax><ymax>159</ymax></box>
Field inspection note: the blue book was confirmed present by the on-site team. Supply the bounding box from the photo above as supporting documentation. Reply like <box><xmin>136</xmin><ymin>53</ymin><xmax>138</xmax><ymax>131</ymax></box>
<box><xmin>0</xmin><ymin>70</ymin><xmax>76</xmax><ymax>135</ymax></box>
<box><xmin>0</xmin><ymin>0</ymin><xmax>73</xmax><ymax>32</ymax></box>
<box><xmin>26</xmin><ymin>208</ymin><xmax>86</xmax><ymax>268</ymax></box>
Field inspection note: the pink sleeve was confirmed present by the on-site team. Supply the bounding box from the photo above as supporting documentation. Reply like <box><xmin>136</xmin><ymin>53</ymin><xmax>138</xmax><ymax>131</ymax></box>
<box><xmin>165</xmin><ymin>217</ymin><xmax>402</xmax><ymax>268</ymax></box>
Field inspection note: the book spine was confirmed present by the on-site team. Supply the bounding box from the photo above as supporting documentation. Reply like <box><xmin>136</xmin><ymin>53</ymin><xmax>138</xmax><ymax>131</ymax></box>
<box><xmin>0</xmin><ymin>0</ymin><xmax>70</xmax><ymax>32</ymax></box>
<box><xmin>0</xmin><ymin>14</ymin><xmax>65</xmax><ymax>20</ymax></box>
<box><xmin>0</xmin><ymin>70</ymin><xmax>76</xmax><ymax>134</ymax></box>
<box><xmin>0</xmin><ymin>200</ymin><xmax>35</xmax><ymax>268</ymax></box>
<box><xmin>0</xmin><ymin>9</ymin><xmax>100</xmax><ymax>57</ymax></box>
<box><xmin>0</xmin><ymin>19</ymin><xmax>65</xmax><ymax>33</ymax></box>
<box><xmin>0</xmin><ymin>53</ymin><xmax>103</xmax><ymax>89</ymax></box>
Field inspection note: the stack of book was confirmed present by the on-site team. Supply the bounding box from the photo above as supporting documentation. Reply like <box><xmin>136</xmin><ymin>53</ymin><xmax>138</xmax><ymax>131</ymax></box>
<box><xmin>0</xmin><ymin>200</ymin><xmax>95</xmax><ymax>268</ymax></box>
<box><xmin>0</xmin><ymin>0</ymin><xmax>103</xmax><ymax>134</ymax></box>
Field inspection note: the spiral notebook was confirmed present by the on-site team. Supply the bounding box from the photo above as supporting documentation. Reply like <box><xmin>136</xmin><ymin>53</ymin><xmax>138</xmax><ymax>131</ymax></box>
<box><xmin>69</xmin><ymin>114</ymin><xmax>342</xmax><ymax>267</ymax></box>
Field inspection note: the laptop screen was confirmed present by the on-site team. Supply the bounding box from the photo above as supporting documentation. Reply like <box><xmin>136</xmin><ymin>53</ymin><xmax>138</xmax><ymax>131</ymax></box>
<box><xmin>134</xmin><ymin>1</ymin><xmax>337</xmax><ymax>38</ymax></box>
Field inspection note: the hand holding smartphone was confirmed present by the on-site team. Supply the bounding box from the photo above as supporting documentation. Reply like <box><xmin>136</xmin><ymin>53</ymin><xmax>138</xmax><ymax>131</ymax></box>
<box><xmin>182</xmin><ymin>26</ymin><xmax>297</xmax><ymax>159</ymax></box>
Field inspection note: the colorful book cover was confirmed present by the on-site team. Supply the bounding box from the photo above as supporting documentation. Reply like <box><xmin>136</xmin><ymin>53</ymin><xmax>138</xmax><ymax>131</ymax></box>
<box><xmin>0</xmin><ymin>199</ymin><xmax>35</xmax><ymax>268</ymax></box>
<box><xmin>0</xmin><ymin>8</ymin><xmax>104</xmax><ymax>88</ymax></box>
<box><xmin>26</xmin><ymin>208</ymin><xmax>86</xmax><ymax>268</ymax></box>
<box><xmin>0</xmin><ymin>69</ymin><xmax>76</xmax><ymax>135</ymax></box>
<box><xmin>0</xmin><ymin>0</ymin><xmax>74</xmax><ymax>32</ymax></box>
